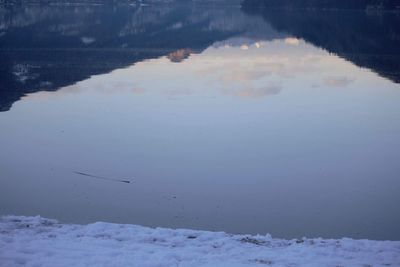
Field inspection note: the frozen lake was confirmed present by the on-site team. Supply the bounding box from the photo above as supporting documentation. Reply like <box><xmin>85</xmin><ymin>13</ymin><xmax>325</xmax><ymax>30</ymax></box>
<box><xmin>0</xmin><ymin>3</ymin><xmax>399</xmax><ymax>240</ymax></box>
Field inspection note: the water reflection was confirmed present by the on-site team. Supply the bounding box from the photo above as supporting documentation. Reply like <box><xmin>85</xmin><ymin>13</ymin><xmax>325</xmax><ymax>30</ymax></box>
<box><xmin>1</xmin><ymin>3</ymin><xmax>400</xmax><ymax>240</ymax></box>
<box><xmin>0</xmin><ymin>3</ymin><xmax>276</xmax><ymax>111</ymax></box>
<box><xmin>43</xmin><ymin>38</ymin><xmax>365</xmax><ymax>100</ymax></box>
<box><xmin>242</xmin><ymin>1</ymin><xmax>400</xmax><ymax>83</ymax></box>
<box><xmin>2</xmin><ymin>4</ymin><xmax>399</xmax><ymax>111</ymax></box>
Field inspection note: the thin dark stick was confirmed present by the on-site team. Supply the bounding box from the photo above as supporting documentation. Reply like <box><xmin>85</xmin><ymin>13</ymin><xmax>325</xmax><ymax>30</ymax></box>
<box><xmin>74</xmin><ymin>171</ymin><xmax>131</xmax><ymax>184</ymax></box>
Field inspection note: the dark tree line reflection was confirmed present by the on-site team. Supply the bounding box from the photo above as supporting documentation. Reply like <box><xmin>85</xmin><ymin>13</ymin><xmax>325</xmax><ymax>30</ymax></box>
<box><xmin>1</xmin><ymin>2</ymin><xmax>399</xmax><ymax>111</ymax></box>
<box><xmin>0</xmin><ymin>4</ymin><xmax>248</xmax><ymax>111</ymax></box>
<box><xmin>242</xmin><ymin>0</ymin><xmax>400</xmax><ymax>84</ymax></box>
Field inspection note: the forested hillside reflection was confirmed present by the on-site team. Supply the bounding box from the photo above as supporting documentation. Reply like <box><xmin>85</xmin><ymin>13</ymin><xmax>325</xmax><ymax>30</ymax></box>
<box><xmin>1</xmin><ymin>3</ymin><xmax>400</xmax><ymax>111</ymax></box>
<box><xmin>242</xmin><ymin>0</ymin><xmax>400</xmax><ymax>10</ymax></box>
<box><xmin>0</xmin><ymin>4</ymin><xmax>269</xmax><ymax>111</ymax></box>
<box><xmin>242</xmin><ymin>1</ymin><xmax>400</xmax><ymax>84</ymax></box>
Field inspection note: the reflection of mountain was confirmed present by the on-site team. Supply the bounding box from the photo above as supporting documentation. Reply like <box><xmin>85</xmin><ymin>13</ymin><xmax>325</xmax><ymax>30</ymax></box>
<box><xmin>0</xmin><ymin>4</ymin><xmax>266</xmax><ymax>111</ymax></box>
<box><xmin>2</xmin><ymin>3</ymin><xmax>399</xmax><ymax>112</ymax></box>
<box><xmin>242</xmin><ymin>0</ymin><xmax>400</xmax><ymax>10</ymax></box>
<box><xmin>242</xmin><ymin>1</ymin><xmax>400</xmax><ymax>84</ymax></box>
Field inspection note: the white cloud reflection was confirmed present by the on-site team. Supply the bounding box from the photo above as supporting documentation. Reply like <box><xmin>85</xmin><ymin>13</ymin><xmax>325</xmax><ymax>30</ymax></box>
<box><xmin>284</xmin><ymin>37</ymin><xmax>300</xmax><ymax>46</ymax></box>
<box><xmin>324</xmin><ymin>76</ymin><xmax>354</xmax><ymax>87</ymax></box>
<box><xmin>27</xmin><ymin>37</ymin><xmax>365</xmax><ymax>102</ymax></box>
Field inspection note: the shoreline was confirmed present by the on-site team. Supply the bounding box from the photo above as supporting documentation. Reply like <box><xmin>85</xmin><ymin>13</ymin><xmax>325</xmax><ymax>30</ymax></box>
<box><xmin>1</xmin><ymin>215</ymin><xmax>399</xmax><ymax>266</ymax></box>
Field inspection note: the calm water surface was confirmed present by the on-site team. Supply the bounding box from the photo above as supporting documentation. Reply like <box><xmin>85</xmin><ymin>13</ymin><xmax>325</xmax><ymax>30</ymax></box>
<box><xmin>1</xmin><ymin>3</ymin><xmax>400</xmax><ymax>240</ymax></box>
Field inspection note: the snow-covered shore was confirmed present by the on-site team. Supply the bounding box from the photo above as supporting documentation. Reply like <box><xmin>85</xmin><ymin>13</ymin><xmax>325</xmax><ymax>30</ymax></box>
<box><xmin>1</xmin><ymin>216</ymin><xmax>399</xmax><ymax>267</ymax></box>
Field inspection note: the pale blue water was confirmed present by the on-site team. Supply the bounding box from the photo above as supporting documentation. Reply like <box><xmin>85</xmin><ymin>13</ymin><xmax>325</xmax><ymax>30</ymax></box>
<box><xmin>0</xmin><ymin>3</ymin><xmax>399</xmax><ymax>240</ymax></box>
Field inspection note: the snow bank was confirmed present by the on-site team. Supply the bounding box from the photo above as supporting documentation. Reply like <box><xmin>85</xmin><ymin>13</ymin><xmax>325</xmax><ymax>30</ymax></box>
<box><xmin>1</xmin><ymin>215</ymin><xmax>399</xmax><ymax>267</ymax></box>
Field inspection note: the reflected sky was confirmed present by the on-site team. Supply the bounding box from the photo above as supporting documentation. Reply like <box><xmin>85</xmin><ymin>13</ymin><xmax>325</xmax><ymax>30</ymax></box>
<box><xmin>1</xmin><ymin>28</ymin><xmax>400</xmax><ymax>240</ymax></box>
<box><xmin>27</xmin><ymin>38</ymin><xmax>371</xmax><ymax>99</ymax></box>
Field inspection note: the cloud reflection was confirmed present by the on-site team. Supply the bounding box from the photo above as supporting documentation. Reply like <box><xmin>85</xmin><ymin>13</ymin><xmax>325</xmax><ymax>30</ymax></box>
<box><xmin>223</xmin><ymin>85</ymin><xmax>282</xmax><ymax>98</ymax></box>
<box><xmin>324</xmin><ymin>76</ymin><xmax>354</xmax><ymax>87</ymax></box>
<box><xmin>25</xmin><ymin>37</ymin><xmax>363</xmax><ymax>102</ymax></box>
<box><xmin>284</xmin><ymin>37</ymin><xmax>300</xmax><ymax>46</ymax></box>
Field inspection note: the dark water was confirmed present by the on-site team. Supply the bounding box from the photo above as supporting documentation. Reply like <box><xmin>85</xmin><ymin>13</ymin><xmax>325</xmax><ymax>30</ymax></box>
<box><xmin>1</xmin><ymin>3</ymin><xmax>400</xmax><ymax>240</ymax></box>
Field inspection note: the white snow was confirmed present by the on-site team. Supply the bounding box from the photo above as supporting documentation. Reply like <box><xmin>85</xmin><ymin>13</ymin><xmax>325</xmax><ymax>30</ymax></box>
<box><xmin>0</xmin><ymin>216</ymin><xmax>399</xmax><ymax>267</ymax></box>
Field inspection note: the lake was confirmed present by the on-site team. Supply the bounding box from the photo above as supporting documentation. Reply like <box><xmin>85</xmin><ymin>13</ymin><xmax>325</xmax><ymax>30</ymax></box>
<box><xmin>0</xmin><ymin>2</ymin><xmax>399</xmax><ymax>241</ymax></box>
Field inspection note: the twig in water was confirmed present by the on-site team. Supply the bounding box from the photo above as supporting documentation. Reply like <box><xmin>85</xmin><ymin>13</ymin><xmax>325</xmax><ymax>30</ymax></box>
<box><xmin>74</xmin><ymin>171</ymin><xmax>131</xmax><ymax>184</ymax></box>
